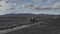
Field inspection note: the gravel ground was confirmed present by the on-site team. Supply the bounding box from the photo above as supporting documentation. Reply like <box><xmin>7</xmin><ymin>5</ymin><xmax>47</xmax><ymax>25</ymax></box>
<box><xmin>6</xmin><ymin>17</ymin><xmax>60</xmax><ymax>34</ymax></box>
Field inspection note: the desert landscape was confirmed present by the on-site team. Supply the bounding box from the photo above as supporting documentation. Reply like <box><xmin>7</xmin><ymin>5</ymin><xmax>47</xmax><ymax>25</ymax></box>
<box><xmin>0</xmin><ymin>14</ymin><xmax>60</xmax><ymax>34</ymax></box>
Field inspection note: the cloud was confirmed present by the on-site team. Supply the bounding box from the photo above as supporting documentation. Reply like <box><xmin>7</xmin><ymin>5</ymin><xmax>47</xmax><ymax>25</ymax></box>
<box><xmin>33</xmin><ymin>0</ymin><xmax>56</xmax><ymax>4</ymax></box>
<box><xmin>33</xmin><ymin>0</ymin><xmax>50</xmax><ymax>3</ymax></box>
<box><xmin>0</xmin><ymin>0</ymin><xmax>60</xmax><ymax>15</ymax></box>
<box><xmin>33</xmin><ymin>0</ymin><xmax>43</xmax><ymax>3</ymax></box>
<box><xmin>47</xmin><ymin>0</ymin><xmax>53</xmax><ymax>3</ymax></box>
<box><xmin>0</xmin><ymin>0</ymin><xmax>17</xmax><ymax>15</ymax></box>
<box><xmin>52</xmin><ymin>2</ymin><xmax>60</xmax><ymax>8</ymax></box>
<box><xmin>21</xmin><ymin>3</ymin><xmax>33</xmax><ymax>8</ymax></box>
<box><xmin>21</xmin><ymin>3</ymin><xmax>39</xmax><ymax>11</ymax></box>
<box><xmin>21</xmin><ymin>1</ymin><xmax>60</xmax><ymax>11</ymax></box>
<box><xmin>21</xmin><ymin>3</ymin><xmax>55</xmax><ymax>11</ymax></box>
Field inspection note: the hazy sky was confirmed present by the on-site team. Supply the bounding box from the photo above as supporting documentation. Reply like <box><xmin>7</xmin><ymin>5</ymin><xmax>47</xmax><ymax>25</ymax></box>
<box><xmin>0</xmin><ymin>0</ymin><xmax>60</xmax><ymax>15</ymax></box>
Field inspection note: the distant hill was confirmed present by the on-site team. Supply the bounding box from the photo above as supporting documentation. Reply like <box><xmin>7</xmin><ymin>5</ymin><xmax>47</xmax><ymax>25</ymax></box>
<box><xmin>0</xmin><ymin>13</ymin><xmax>60</xmax><ymax>17</ymax></box>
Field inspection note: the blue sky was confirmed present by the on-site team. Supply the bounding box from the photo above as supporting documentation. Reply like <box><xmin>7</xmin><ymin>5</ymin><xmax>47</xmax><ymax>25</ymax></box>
<box><xmin>0</xmin><ymin>0</ymin><xmax>60</xmax><ymax>15</ymax></box>
<box><xmin>14</xmin><ymin>0</ymin><xmax>59</xmax><ymax>6</ymax></box>
<box><xmin>14</xmin><ymin>0</ymin><xmax>60</xmax><ymax>15</ymax></box>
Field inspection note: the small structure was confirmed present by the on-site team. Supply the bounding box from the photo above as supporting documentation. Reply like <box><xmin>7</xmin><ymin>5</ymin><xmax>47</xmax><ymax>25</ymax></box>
<box><xmin>29</xmin><ymin>17</ymin><xmax>38</xmax><ymax>23</ymax></box>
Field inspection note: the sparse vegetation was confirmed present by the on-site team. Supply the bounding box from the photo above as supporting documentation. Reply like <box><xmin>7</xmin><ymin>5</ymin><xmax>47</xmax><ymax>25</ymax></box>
<box><xmin>0</xmin><ymin>14</ymin><xmax>60</xmax><ymax>34</ymax></box>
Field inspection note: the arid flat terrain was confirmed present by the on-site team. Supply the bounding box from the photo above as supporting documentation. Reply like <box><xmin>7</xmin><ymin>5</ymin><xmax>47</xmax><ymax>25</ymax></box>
<box><xmin>0</xmin><ymin>14</ymin><xmax>60</xmax><ymax>34</ymax></box>
<box><xmin>6</xmin><ymin>16</ymin><xmax>60</xmax><ymax>34</ymax></box>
